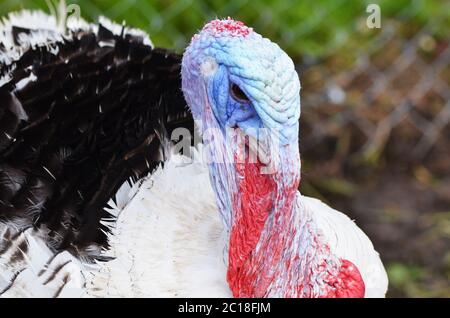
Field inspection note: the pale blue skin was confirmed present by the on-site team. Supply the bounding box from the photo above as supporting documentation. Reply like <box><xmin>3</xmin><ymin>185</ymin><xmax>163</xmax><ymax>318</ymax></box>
<box><xmin>181</xmin><ymin>21</ymin><xmax>302</xmax><ymax>230</ymax></box>
<box><xmin>206</xmin><ymin>63</ymin><xmax>262</xmax><ymax>133</ymax></box>
<box><xmin>182</xmin><ymin>27</ymin><xmax>301</xmax><ymax>146</ymax></box>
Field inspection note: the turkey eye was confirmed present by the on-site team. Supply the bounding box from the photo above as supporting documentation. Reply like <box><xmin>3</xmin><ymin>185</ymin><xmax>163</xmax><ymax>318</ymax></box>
<box><xmin>230</xmin><ymin>83</ymin><xmax>250</xmax><ymax>103</ymax></box>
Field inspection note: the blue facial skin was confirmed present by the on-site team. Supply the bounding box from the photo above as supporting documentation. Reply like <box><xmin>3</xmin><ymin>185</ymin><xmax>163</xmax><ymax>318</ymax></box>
<box><xmin>206</xmin><ymin>64</ymin><xmax>263</xmax><ymax>137</ymax></box>
<box><xmin>182</xmin><ymin>24</ymin><xmax>301</xmax><ymax>148</ymax></box>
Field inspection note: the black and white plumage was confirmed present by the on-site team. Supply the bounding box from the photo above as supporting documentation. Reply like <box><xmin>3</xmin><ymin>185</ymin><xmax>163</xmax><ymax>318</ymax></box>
<box><xmin>0</xmin><ymin>10</ymin><xmax>387</xmax><ymax>298</ymax></box>
<box><xmin>0</xmin><ymin>11</ymin><xmax>193</xmax><ymax>254</ymax></box>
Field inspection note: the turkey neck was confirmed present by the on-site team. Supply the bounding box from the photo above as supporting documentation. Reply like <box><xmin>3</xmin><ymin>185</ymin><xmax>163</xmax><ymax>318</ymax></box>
<box><xmin>225</xmin><ymin>141</ymin><xmax>305</xmax><ymax>297</ymax></box>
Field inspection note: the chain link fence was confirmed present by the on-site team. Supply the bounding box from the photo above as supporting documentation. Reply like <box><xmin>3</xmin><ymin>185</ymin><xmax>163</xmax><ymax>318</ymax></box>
<box><xmin>301</xmin><ymin>11</ymin><xmax>450</xmax><ymax>161</ymax></box>
<box><xmin>1</xmin><ymin>0</ymin><xmax>449</xmax><ymax>297</ymax></box>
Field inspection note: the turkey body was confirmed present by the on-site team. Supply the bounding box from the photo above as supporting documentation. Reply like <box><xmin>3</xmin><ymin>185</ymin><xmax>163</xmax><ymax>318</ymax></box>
<box><xmin>0</xmin><ymin>149</ymin><xmax>386</xmax><ymax>297</ymax></box>
<box><xmin>0</xmin><ymin>150</ymin><xmax>231</xmax><ymax>297</ymax></box>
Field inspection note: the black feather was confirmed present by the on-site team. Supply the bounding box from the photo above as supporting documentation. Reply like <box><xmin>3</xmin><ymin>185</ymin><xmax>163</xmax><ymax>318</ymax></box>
<box><xmin>0</xmin><ymin>21</ymin><xmax>194</xmax><ymax>252</ymax></box>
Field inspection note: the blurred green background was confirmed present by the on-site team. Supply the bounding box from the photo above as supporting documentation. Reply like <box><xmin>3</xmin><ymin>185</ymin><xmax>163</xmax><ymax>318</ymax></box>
<box><xmin>1</xmin><ymin>0</ymin><xmax>449</xmax><ymax>297</ymax></box>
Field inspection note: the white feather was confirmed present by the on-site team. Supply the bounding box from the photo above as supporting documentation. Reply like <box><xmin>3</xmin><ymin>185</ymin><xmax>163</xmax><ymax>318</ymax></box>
<box><xmin>87</xmin><ymin>148</ymin><xmax>230</xmax><ymax>297</ymax></box>
<box><xmin>0</xmin><ymin>10</ymin><xmax>153</xmax><ymax>87</ymax></box>
<box><xmin>0</xmin><ymin>225</ymin><xmax>86</xmax><ymax>298</ymax></box>
<box><xmin>300</xmin><ymin>196</ymin><xmax>389</xmax><ymax>297</ymax></box>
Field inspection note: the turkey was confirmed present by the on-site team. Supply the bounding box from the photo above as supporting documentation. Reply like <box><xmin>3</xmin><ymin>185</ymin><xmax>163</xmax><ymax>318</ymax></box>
<box><xmin>0</xmin><ymin>8</ymin><xmax>388</xmax><ymax>298</ymax></box>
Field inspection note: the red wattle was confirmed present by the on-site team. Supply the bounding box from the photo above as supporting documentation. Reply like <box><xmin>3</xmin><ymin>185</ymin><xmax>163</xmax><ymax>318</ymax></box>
<box><xmin>227</xmin><ymin>160</ymin><xmax>275</xmax><ymax>297</ymax></box>
<box><xmin>225</xmin><ymin>146</ymin><xmax>366</xmax><ymax>298</ymax></box>
<box><xmin>320</xmin><ymin>259</ymin><xmax>365</xmax><ymax>298</ymax></box>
